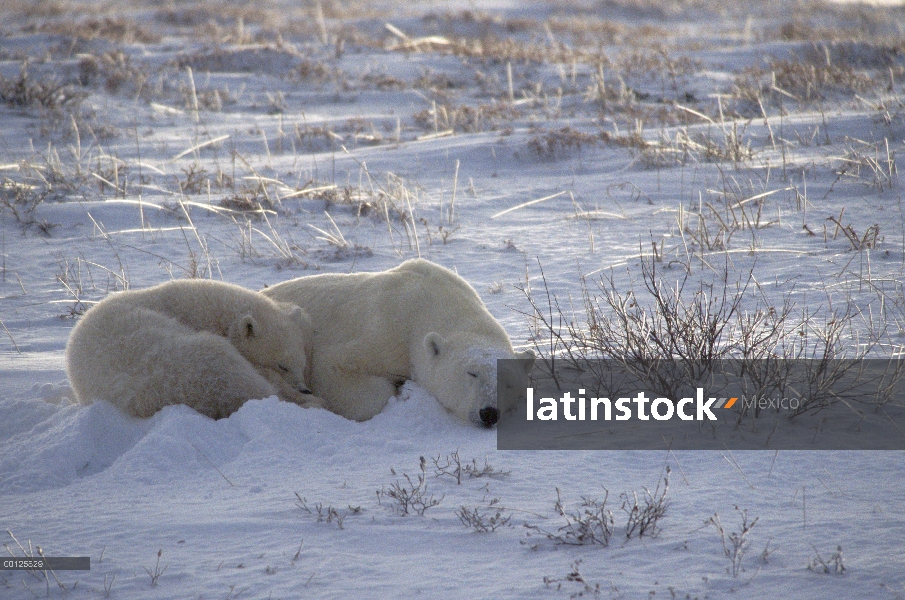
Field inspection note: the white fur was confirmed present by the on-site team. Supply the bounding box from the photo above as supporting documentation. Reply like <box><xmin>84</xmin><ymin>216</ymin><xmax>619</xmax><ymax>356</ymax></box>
<box><xmin>262</xmin><ymin>259</ymin><xmax>533</xmax><ymax>426</ymax></box>
<box><xmin>66</xmin><ymin>280</ymin><xmax>322</xmax><ymax>418</ymax></box>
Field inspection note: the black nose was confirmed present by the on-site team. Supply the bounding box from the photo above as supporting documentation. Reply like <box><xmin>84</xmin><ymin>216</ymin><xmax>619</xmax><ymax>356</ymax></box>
<box><xmin>299</xmin><ymin>388</ymin><xmax>313</xmax><ymax>395</ymax></box>
<box><xmin>479</xmin><ymin>407</ymin><xmax>499</xmax><ymax>428</ymax></box>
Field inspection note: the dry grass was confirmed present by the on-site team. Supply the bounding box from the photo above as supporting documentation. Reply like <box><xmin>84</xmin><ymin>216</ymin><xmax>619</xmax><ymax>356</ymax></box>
<box><xmin>177</xmin><ymin>164</ymin><xmax>233</xmax><ymax>194</ymax></box>
<box><xmin>526</xmin><ymin>125</ymin><xmax>647</xmax><ymax>159</ymax></box>
<box><xmin>0</xmin><ymin>180</ymin><xmax>54</xmax><ymax>233</ymax></box>
<box><xmin>175</xmin><ymin>45</ymin><xmax>303</xmax><ymax>74</ymax></box>
<box><xmin>290</xmin><ymin>59</ymin><xmax>341</xmax><ymax>85</ymax></box>
<box><xmin>639</xmin><ymin>124</ymin><xmax>755</xmax><ymax>168</ymax></box>
<box><xmin>525</xmin><ymin>122</ymin><xmax>753</xmax><ymax>167</ymax></box>
<box><xmin>828</xmin><ymin>139</ymin><xmax>898</xmax><ymax>195</ymax></box>
<box><xmin>767</xmin><ymin>4</ymin><xmax>905</xmax><ymax>44</ymax></box>
<box><xmin>546</xmin><ymin>16</ymin><xmax>665</xmax><ymax>46</ymax></box>
<box><xmin>25</xmin><ymin>16</ymin><xmax>160</xmax><ymax>44</ymax></box>
<box><xmin>0</xmin><ymin>66</ymin><xmax>83</xmax><ymax>110</ymax></box>
<box><xmin>732</xmin><ymin>46</ymin><xmax>896</xmax><ymax>113</ymax></box>
<box><xmin>0</xmin><ymin>0</ymin><xmax>900</xmax><ymax>285</ymax></box>
<box><xmin>153</xmin><ymin>0</ymin><xmax>380</xmax><ymax>45</ymax></box>
<box><xmin>219</xmin><ymin>183</ymin><xmax>276</xmax><ymax>214</ymax></box>
<box><xmin>414</xmin><ymin>102</ymin><xmax>520</xmax><ymax>135</ymax></box>
<box><xmin>293</xmin><ymin>123</ymin><xmax>343</xmax><ymax>153</ymax></box>
<box><xmin>5</xmin><ymin>0</ymin><xmax>77</xmax><ymax>19</ymax></box>
<box><xmin>78</xmin><ymin>51</ymin><xmax>154</xmax><ymax>98</ymax></box>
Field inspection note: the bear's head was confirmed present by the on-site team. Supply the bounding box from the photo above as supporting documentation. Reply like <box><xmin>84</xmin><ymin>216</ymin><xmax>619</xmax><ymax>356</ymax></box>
<box><xmin>228</xmin><ymin>304</ymin><xmax>314</xmax><ymax>398</ymax></box>
<box><xmin>417</xmin><ymin>332</ymin><xmax>534</xmax><ymax>427</ymax></box>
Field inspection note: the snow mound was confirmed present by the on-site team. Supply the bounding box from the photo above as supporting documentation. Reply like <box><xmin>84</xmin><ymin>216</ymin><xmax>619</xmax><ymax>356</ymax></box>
<box><xmin>0</xmin><ymin>382</ymin><xmax>479</xmax><ymax>494</ymax></box>
<box><xmin>0</xmin><ymin>399</ymin><xmax>152</xmax><ymax>493</ymax></box>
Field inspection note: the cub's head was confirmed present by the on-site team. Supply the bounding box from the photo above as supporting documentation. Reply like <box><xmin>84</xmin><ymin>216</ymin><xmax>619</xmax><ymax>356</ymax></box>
<box><xmin>228</xmin><ymin>303</ymin><xmax>314</xmax><ymax>398</ymax></box>
<box><xmin>417</xmin><ymin>332</ymin><xmax>534</xmax><ymax>427</ymax></box>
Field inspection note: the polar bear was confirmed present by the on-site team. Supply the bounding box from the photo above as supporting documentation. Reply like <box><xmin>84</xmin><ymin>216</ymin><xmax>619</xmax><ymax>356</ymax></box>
<box><xmin>66</xmin><ymin>279</ymin><xmax>321</xmax><ymax>419</ymax></box>
<box><xmin>262</xmin><ymin>259</ymin><xmax>534</xmax><ymax>427</ymax></box>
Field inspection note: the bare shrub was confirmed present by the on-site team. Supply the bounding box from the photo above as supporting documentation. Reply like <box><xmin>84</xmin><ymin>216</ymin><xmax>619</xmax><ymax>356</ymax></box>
<box><xmin>706</xmin><ymin>506</ymin><xmax>758</xmax><ymax>578</ymax></box>
<box><xmin>521</xmin><ymin>259</ymin><xmax>754</xmax><ymax>399</ymax></box>
<box><xmin>378</xmin><ymin>457</ymin><xmax>444</xmax><ymax>516</ymax></box>
<box><xmin>518</xmin><ymin>256</ymin><xmax>896</xmax><ymax>417</ymax></box>
<box><xmin>621</xmin><ymin>467</ymin><xmax>670</xmax><ymax>539</ymax></box>
<box><xmin>102</xmin><ymin>572</ymin><xmax>116</xmax><ymax>597</ymax></box>
<box><xmin>144</xmin><ymin>549</ymin><xmax>167</xmax><ymax>586</ymax></box>
<box><xmin>3</xmin><ymin>529</ymin><xmax>71</xmax><ymax>593</ymax></box>
<box><xmin>4</xmin><ymin>529</ymin><xmax>49</xmax><ymax>583</ymax></box>
<box><xmin>524</xmin><ymin>473</ymin><xmax>670</xmax><ymax>548</ymax></box>
<box><xmin>456</xmin><ymin>499</ymin><xmax>513</xmax><ymax>533</ymax></box>
<box><xmin>0</xmin><ymin>180</ymin><xmax>52</xmax><ymax>232</ymax></box>
<box><xmin>432</xmin><ymin>450</ymin><xmax>509</xmax><ymax>484</ymax></box>
<box><xmin>543</xmin><ymin>559</ymin><xmax>601</xmax><ymax>598</ymax></box>
<box><xmin>295</xmin><ymin>494</ymin><xmax>361</xmax><ymax>530</ymax></box>
<box><xmin>523</xmin><ymin>488</ymin><xmax>615</xmax><ymax>547</ymax></box>
<box><xmin>808</xmin><ymin>545</ymin><xmax>846</xmax><ymax>575</ymax></box>
<box><xmin>418</xmin><ymin>218</ymin><xmax>458</xmax><ymax>245</ymax></box>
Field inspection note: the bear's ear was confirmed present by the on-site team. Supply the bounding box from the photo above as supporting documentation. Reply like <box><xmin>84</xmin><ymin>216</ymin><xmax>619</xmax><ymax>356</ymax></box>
<box><xmin>516</xmin><ymin>349</ymin><xmax>535</xmax><ymax>374</ymax></box>
<box><xmin>424</xmin><ymin>332</ymin><xmax>446</xmax><ymax>358</ymax></box>
<box><xmin>230</xmin><ymin>314</ymin><xmax>259</xmax><ymax>341</ymax></box>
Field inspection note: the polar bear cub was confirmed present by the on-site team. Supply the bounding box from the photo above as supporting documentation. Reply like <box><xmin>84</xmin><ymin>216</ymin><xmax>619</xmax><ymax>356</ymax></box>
<box><xmin>66</xmin><ymin>279</ymin><xmax>321</xmax><ymax>419</ymax></box>
<box><xmin>262</xmin><ymin>259</ymin><xmax>534</xmax><ymax>427</ymax></box>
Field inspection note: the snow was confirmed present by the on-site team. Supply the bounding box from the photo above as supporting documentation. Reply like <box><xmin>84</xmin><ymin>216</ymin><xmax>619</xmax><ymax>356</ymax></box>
<box><xmin>2</xmin><ymin>0</ymin><xmax>905</xmax><ymax>598</ymax></box>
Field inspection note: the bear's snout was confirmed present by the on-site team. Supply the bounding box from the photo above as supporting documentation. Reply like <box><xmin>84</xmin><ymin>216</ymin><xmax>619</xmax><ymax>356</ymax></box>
<box><xmin>479</xmin><ymin>406</ymin><xmax>499</xmax><ymax>428</ymax></box>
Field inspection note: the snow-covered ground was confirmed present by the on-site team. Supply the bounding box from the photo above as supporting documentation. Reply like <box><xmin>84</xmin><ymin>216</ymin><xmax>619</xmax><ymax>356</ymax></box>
<box><xmin>1</xmin><ymin>0</ymin><xmax>904</xmax><ymax>598</ymax></box>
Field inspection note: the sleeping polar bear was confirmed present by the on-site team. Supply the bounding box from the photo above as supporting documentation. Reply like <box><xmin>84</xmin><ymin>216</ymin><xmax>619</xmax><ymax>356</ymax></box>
<box><xmin>262</xmin><ymin>259</ymin><xmax>534</xmax><ymax>427</ymax></box>
<box><xmin>66</xmin><ymin>279</ymin><xmax>321</xmax><ymax>419</ymax></box>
